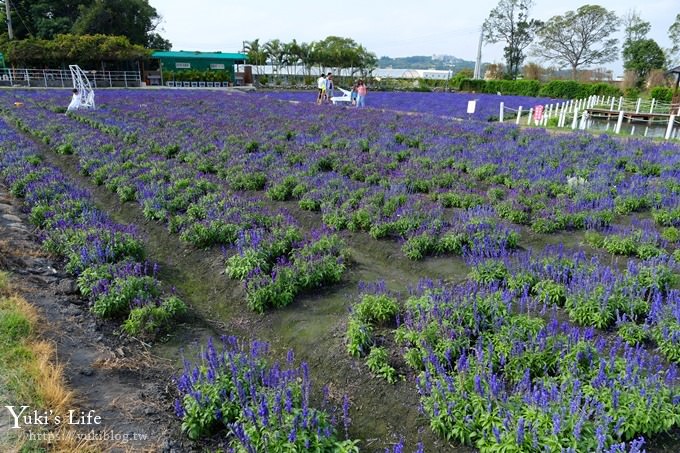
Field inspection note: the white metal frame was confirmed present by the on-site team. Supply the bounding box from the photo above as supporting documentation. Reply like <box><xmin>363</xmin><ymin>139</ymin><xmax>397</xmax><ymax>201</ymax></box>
<box><xmin>69</xmin><ymin>65</ymin><xmax>96</xmax><ymax>109</ymax></box>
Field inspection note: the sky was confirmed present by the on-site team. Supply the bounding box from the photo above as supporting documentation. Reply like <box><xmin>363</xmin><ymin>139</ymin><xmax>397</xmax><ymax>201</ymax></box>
<box><xmin>151</xmin><ymin>0</ymin><xmax>678</xmax><ymax>76</ymax></box>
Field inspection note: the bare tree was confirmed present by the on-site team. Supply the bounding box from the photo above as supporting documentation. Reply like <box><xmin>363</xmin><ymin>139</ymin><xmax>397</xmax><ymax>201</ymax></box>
<box><xmin>533</xmin><ymin>5</ymin><xmax>620</xmax><ymax>80</ymax></box>
<box><xmin>669</xmin><ymin>14</ymin><xmax>680</xmax><ymax>66</ymax></box>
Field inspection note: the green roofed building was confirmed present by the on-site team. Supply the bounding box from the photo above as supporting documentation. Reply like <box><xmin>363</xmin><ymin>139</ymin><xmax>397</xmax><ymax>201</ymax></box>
<box><xmin>151</xmin><ymin>50</ymin><xmax>248</xmax><ymax>86</ymax></box>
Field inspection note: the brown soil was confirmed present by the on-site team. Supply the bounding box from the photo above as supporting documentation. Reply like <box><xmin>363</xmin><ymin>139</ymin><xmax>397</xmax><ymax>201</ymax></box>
<box><xmin>0</xmin><ymin>188</ymin><xmax>189</xmax><ymax>453</ymax></box>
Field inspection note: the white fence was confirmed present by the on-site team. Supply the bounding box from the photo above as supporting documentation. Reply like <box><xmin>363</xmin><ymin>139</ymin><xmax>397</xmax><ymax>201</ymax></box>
<box><xmin>501</xmin><ymin>95</ymin><xmax>680</xmax><ymax>141</ymax></box>
<box><xmin>0</xmin><ymin>68</ymin><xmax>142</xmax><ymax>88</ymax></box>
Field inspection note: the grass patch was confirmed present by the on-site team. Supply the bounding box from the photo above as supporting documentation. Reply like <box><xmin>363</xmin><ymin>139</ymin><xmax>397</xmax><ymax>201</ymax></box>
<box><xmin>0</xmin><ymin>271</ymin><xmax>97</xmax><ymax>452</ymax></box>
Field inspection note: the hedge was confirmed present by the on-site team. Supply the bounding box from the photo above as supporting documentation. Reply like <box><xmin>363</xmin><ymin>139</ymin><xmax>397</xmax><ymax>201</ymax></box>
<box><xmin>457</xmin><ymin>78</ymin><xmax>622</xmax><ymax>99</ymax></box>
<box><xmin>649</xmin><ymin>86</ymin><xmax>673</xmax><ymax>103</ymax></box>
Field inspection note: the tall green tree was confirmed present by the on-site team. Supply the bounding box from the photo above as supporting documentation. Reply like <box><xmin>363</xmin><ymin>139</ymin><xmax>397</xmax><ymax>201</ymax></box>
<box><xmin>620</xmin><ymin>10</ymin><xmax>663</xmax><ymax>86</ymax></box>
<box><xmin>533</xmin><ymin>5</ymin><xmax>619</xmax><ymax>80</ymax></box>
<box><xmin>243</xmin><ymin>39</ymin><xmax>268</xmax><ymax>74</ymax></box>
<box><xmin>263</xmin><ymin>39</ymin><xmax>285</xmax><ymax>79</ymax></box>
<box><xmin>72</xmin><ymin>0</ymin><xmax>164</xmax><ymax>48</ymax></box>
<box><xmin>0</xmin><ymin>0</ymin><xmax>170</xmax><ymax>48</ymax></box>
<box><xmin>311</xmin><ymin>36</ymin><xmax>377</xmax><ymax>76</ymax></box>
<box><xmin>483</xmin><ymin>0</ymin><xmax>541</xmax><ymax>80</ymax></box>
<box><xmin>623</xmin><ymin>39</ymin><xmax>666</xmax><ymax>86</ymax></box>
<box><xmin>0</xmin><ymin>0</ymin><xmax>90</xmax><ymax>39</ymax></box>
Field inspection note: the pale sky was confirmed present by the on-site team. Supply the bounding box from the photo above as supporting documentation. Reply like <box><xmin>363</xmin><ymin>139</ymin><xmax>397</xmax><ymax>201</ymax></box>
<box><xmin>151</xmin><ymin>0</ymin><xmax>678</xmax><ymax>76</ymax></box>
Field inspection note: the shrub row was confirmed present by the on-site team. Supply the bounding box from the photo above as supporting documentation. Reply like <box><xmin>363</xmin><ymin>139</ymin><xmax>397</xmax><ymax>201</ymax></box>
<box><xmin>458</xmin><ymin>78</ymin><xmax>623</xmax><ymax>99</ymax></box>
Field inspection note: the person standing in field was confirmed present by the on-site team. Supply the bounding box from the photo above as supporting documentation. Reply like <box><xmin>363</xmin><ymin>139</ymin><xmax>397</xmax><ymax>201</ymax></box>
<box><xmin>350</xmin><ymin>82</ymin><xmax>358</xmax><ymax>106</ymax></box>
<box><xmin>67</xmin><ymin>89</ymin><xmax>81</xmax><ymax>112</ymax></box>
<box><xmin>356</xmin><ymin>80</ymin><xmax>367</xmax><ymax>108</ymax></box>
<box><xmin>326</xmin><ymin>72</ymin><xmax>334</xmax><ymax>103</ymax></box>
<box><xmin>317</xmin><ymin>73</ymin><xmax>326</xmax><ymax>104</ymax></box>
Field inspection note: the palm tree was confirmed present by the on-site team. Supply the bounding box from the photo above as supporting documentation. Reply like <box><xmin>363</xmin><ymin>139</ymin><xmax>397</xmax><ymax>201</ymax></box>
<box><xmin>264</xmin><ymin>39</ymin><xmax>285</xmax><ymax>82</ymax></box>
<box><xmin>243</xmin><ymin>39</ymin><xmax>267</xmax><ymax>75</ymax></box>
<box><xmin>283</xmin><ymin>39</ymin><xmax>301</xmax><ymax>82</ymax></box>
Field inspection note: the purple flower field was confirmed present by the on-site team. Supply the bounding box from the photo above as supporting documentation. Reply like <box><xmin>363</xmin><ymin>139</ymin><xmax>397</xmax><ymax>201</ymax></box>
<box><xmin>254</xmin><ymin>90</ymin><xmax>559</xmax><ymax>120</ymax></box>
<box><xmin>0</xmin><ymin>87</ymin><xmax>679</xmax><ymax>452</ymax></box>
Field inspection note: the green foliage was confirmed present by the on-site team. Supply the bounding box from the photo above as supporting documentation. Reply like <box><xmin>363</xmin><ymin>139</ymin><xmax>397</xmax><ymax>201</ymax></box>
<box><xmin>458</xmin><ymin>78</ymin><xmax>622</xmax><ymax>99</ymax></box>
<box><xmin>653</xmin><ymin>318</ymin><xmax>680</xmax><ymax>363</ymax></box>
<box><xmin>402</xmin><ymin>233</ymin><xmax>438</xmax><ymax>260</ymax></box>
<box><xmin>662</xmin><ymin>227</ymin><xmax>680</xmax><ymax>242</ymax></box>
<box><xmin>266</xmin><ymin>175</ymin><xmax>299</xmax><ymax>201</ymax></box>
<box><xmin>617</xmin><ymin>321</ymin><xmax>648</xmax><ymax>345</ymax></box>
<box><xmin>650</xmin><ymin>86</ymin><xmax>674</xmax><ymax>103</ymax></box>
<box><xmin>179</xmin><ymin>221</ymin><xmax>239</xmax><ymax>248</ymax></box>
<box><xmin>353</xmin><ymin>294</ymin><xmax>399</xmax><ymax>325</ymax></box>
<box><xmin>438</xmin><ymin>192</ymin><xmax>485</xmax><ymax>209</ymax></box>
<box><xmin>1</xmin><ymin>34</ymin><xmax>151</xmax><ymax>66</ymax></box>
<box><xmin>623</xmin><ymin>39</ymin><xmax>666</xmax><ymax>86</ymax></box>
<box><xmin>469</xmin><ymin>259</ymin><xmax>509</xmax><ymax>285</ymax></box>
<box><xmin>346</xmin><ymin>318</ymin><xmax>373</xmax><ymax>358</ymax></box>
<box><xmin>531</xmin><ymin>279</ymin><xmax>566</xmax><ymax>306</ymax></box>
<box><xmin>92</xmin><ymin>275</ymin><xmax>160</xmax><ymax>319</ymax></box>
<box><xmin>230</xmin><ymin>171</ymin><xmax>267</xmax><ymax>191</ymax></box>
<box><xmin>653</xmin><ymin>208</ymin><xmax>680</xmax><ymax>227</ymax></box>
<box><xmin>164</xmin><ymin>69</ymin><xmax>233</xmax><ymax>83</ymax></box>
<box><xmin>365</xmin><ymin>347</ymin><xmax>398</xmax><ymax>383</ymax></box>
<box><xmin>122</xmin><ymin>296</ymin><xmax>187</xmax><ymax>336</ymax></box>
<box><xmin>538</xmin><ymin>80</ymin><xmax>622</xmax><ymax>98</ymax></box>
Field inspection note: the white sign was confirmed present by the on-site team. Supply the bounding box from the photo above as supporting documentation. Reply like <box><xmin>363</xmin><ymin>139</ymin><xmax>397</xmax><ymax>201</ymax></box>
<box><xmin>210</xmin><ymin>64</ymin><xmax>225</xmax><ymax>70</ymax></box>
<box><xmin>175</xmin><ymin>62</ymin><xmax>190</xmax><ymax>69</ymax></box>
<box><xmin>467</xmin><ymin>100</ymin><xmax>476</xmax><ymax>114</ymax></box>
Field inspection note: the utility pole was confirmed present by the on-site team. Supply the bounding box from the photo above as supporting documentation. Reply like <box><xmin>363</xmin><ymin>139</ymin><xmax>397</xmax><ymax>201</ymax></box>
<box><xmin>4</xmin><ymin>0</ymin><xmax>14</xmax><ymax>40</ymax></box>
<box><xmin>473</xmin><ymin>27</ymin><xmax>483</xmax><ymax>79</ymax></box>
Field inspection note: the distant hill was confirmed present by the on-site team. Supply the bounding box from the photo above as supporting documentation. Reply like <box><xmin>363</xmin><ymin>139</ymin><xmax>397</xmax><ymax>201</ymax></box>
<box><xmin>378</xmin><ymin>55</ymin><xmax>476</xmax><ymax>72</ymax></box>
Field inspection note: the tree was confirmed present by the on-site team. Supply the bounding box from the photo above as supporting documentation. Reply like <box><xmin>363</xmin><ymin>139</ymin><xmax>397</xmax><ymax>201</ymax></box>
<box><xmin>0</xmin><ymin>0</ymin><xmax>90</xmax><ymax>39</ymax></box>
<box><xmin>622</xmin><ymin>10</ymin><xmax>650</xmax><ymax>43</ymax></box>
<box><xmin>533</xmin><ymin>5</ymin><xmax>619</xmax><ymax>80</ymax></box>
<box><xmin>620</xmin><ymin>10</ymin><xmax>661</xmax><ymax>87</ymax></box>
<box><xmin>243</xmin><ymin>39</ymin><xmax>268</xmax><ymax>75</ymax></box>
<box><xmin>311</xmin><ymin>36</ymin><xmax>376</xmax><ymax>77</ymax></box>
<box><xmin>483</xmin><ymin>0</ymin><xmax>541</xmax><ymax>80</ymax></box>
<box><xmin>1</xmin><ymin>33</ymin><xmax>149</xmax><ymax>66</ymax></box>
<box><xmin>669</xmin><ymin>14</ymin><xmax>680</xmax><ymax>65</ymax></box>
<box><xmin>623</xmin><ymin>39</ymin><xmax>666</xmax><ymax>86</ymax></box>
<box><xmin>72</xmin><ymin>0</ymin><xmax>166</xmax><ymax>48</ymax></box>
<box><xmin>263</xmin><ymin>39</ymin><xmax>285</xmax><ymax>80</ymax></box>
<box><xmin>0</xmin><ymin>0</ymin><xmax>168</xmax><ymax>48</ymax></box>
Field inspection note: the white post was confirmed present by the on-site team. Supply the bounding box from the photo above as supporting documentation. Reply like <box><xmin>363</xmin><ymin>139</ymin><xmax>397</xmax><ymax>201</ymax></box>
<box><xmin>560</xmin><ymin>109</ymin><xmax>567</xmax><ymax>127</ymax></box>
<box><xmin>499</xmin><ymin>102</ymin><xmax>504</xmax><ymax>122</ymax></box>
<box><xmin>649</xmin><ymin>98</ymin><xmax>655</xmax><ymax>114</ymax></box>
<box><xmin>527</xmin><ymin>108</ymin><xmax>533</xmax><ymax>125</ymax></box>
<box><xmin>635</xmin><ymin>98</ymin><xmax>641</xmax><ymax>113</ymax></box>
<box><xmin>666</xmin><ymin>115</ymin><xmax>676</xmax><ymax>140</ymax></box>
<box><xmin>618</xmin><ymin>97</ymin><xmax>623</xmax><ymax>111</ymax></box>
<box><xmin>572</xmin><ymin>106</ymin><xmax>579</xmax><ymax>129</ymax></box>
<box><xmin>615</xmin><ymin>111</ymin><xmax>624</xmax><ymax>134</ymax></box>
<box><xmin>516</xmin><ymin>106</ymin><xmax>522</xmax><ymax>125</ymax></box>
<box><xmin>610</xmin><ymin>97</ymin><xmax>615</xmax><ymax>111</ymax></box>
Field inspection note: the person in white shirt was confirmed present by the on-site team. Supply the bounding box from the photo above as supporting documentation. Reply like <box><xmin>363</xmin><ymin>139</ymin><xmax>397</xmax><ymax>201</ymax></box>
<box><xmin>67</xmin><ymin>89</ymin><xmax>81</xmax><ymax>112</ymax></box>
<box><xmin>316</xmin><ymin>74</ymin><xmax>326</xmax><ymax>104</ymax></box>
